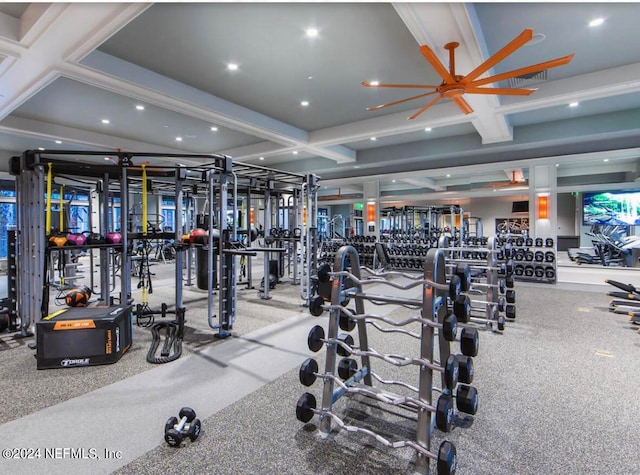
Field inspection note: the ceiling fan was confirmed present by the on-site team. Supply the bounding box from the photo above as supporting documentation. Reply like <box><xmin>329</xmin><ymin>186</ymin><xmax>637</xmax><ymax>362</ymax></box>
<box><xmin>486</xmin><ymin>170</ymin><xmax>528</xmax><ymax>189</ymax></box>
<box><xmin>362</xmin><ymin>28</ymin><xmax>574</xmax><ymax>119</ymax></box>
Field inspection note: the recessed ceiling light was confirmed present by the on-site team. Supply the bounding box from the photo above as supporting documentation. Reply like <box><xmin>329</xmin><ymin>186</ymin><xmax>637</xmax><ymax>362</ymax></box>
<box><xmin>135</xmin><ymin>104</ymin><xmax>145</xmax><ymax>111</ymax></box>
<box><xmin>210</xmin><ymin>126</ymin><xmax>218</xmax><ymax>132</ymax></box>
<box><xmin>175</xmin><ymin>137</ymin><xmax>183</xmax><ymax>142</ymax></box>
<box><xmin>353</xmin><ymin>166</ymin><xmax>360</xmax><ymax>169</ymax></box>
<box><xmin>569</xmin><ymin>102</ymin><xmax>579</xmax><ymax>107</ymax></box>
<box><xmin>392</xmin><ymin>179</ymin><xmax>396</xmax><ymax>183</ymax></box>
<box><xmin>425</xmin><ymin>127</ymin><xmax>432</xmax><ymax>132</ymax></box>
<box><xmin>446</xmin><ymin>174</ymin><xmax>451</xmax><ymax>178</ymax></box>
<box><xmin>305</xmin><ymin>28</ymin><xmax>318</xmax><ymax>38</ymax></box>
<box><xmin>370</xmin><ymin>137</ymin><xmax>377</xmax><ymax>141</ymax></box>
<box><xmin>259</xmin><ymin>156</ymin><xmax>264</xmax><ymax>161</ymax></box>
<box><xmin>227</xmin><ymin>63</ymin><xmax>238</xmax><ymax>71</ymax></box>
<box><xmin>589</xmin><ymin>18</ymin><xmax>604</xmax><ymax>27</ymax></box>
<box><xmin>55</xmin><ymin>140</ymin><xmax>62</xmax><ymax>144</ymax></box>
<box><xmin>38</xmin><ymin>147</ymin><xmax>44</xmax><ymax>151</ymax></box>
<box><xmin>104</xmin><ymin>157</ymin><xmax>111</xmax><ymax>161</ymax></box>
<box><xmin>293</xmin><ymin>151</ymin><xmax>298</xmax><ymax>155</ymax></box>
<box><xmin>555</xmin><ymin>164</ymin><xmax>559</xmax><ymax>167</ymax></box>
<box><xmin>370</xmin><ymin>80</ymin><xmax>379</xmax><ymax>86</ymax></box>
<box><xmin>603</xmin><ymin>158</ymin><xmax>609</xmax><ymax>162</ymax></box>
<box><xmin>301</xmin><ymin>101</ymin><xmax>309</xmax><ymax>107</ymax></box>
<box><xmin>101</xmin><ymin>119</ymin><xmax>110</xmax><ymax>124</ymax></box>
<box><xmin>307</xmin><ymin>75</ymin><xmax>313</xmax><ymax>80</ymax></box>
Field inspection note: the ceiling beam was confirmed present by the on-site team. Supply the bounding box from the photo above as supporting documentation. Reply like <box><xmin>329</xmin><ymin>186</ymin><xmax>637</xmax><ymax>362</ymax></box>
<box><xmin>400</xmin><ymin>176</ymin><xmax>445</xmax><ymax>191</ymax></box>
<box><xmin>0</xmin><ymin>3</ymin><xmax>150</xmax><ymax>122</ymax></box>
<box><xmin>393</xmin><ymin>2</ymin><xmax>514</xmax><ymax>144</ymax></box>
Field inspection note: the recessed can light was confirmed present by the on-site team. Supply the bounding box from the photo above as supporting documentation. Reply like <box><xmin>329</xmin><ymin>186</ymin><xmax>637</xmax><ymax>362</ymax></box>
<box><xmin>446</xmin><ymin>174</ymin><xmax>451</xmax><ymax>178</ymax></box>
<box><xmin>175</xmin><ymin>137</ymin><xmax>183</xmax><ymax>142</ymax></box>
<box><xmin>370</xmin><ymin>80</ymin><xmax>379</xmax><ymax>86</ymax></box>
<box><xmin>38</xmin><ymin>147</ymin><xmax>44</xmax><ymax>151</ymax></box>
<box><xmin>293</xmin><ymin>151</ymin><xmax>298</xmax><ymax>155</ymax></box>
<box><xmin>135</xmin><ymin>104</ymin><xmax>145</xmax><ymax>111</ymax></box>
<box><xmin>425</xmin><ymin>127</ymin><xmax>432</xmax><ymax>132</ymax></box>
<box><xmin>603</xmin><ymin>158</ymin><xmax>609</xmax><ymax>162</ymax></box>
<box><xmin>370</xmin><ymin>137</ymin><xmax>377</xmax><ymax>141</ymax></box>
<box><xmin>104</xmin><ymin>157</ymin><xmax>111</xmax><ymax>161</ymax></box>
<box><xmin>353</xmin><ymin>166</ymin><xmax>360</xmax><ymax>169</ymax></box>
<box><xmin>259</xmin><ymin>156</ymin><xmax>264</xmax><ymax>161</ymax></box>
<box><xmin>392</xmin><ymin>179</ymin><xmax>396</xmax><ymax>183</ymax></box>
<box><xmin>301</xmin><ymin>101</ymin><xmax>309</xmax><ymax>106</ymax></box>
<box><xmin>227</xmin><ymin>63</ymin><xmax>238</xmax><ymax>71</ymax></box>
<box><xmin>55</xmin><ymin>140</ymin><xmax>62</xmax><ymax>144</ymax></box>
<box><xmin>305</xmin><ymin>28</ymin><xmax>318</xmax><ymax>38</ymax></box>
<box><xmin>569</xmin><ymin>102</ymin><xmax>579</xmax><ymax>107</ymax></box>
<box><xmin>101</xmin><ymin>119</ymin><xmax>110</xmax><ymax>124</ymax></box>
<box><xmin>589</xmin><ymin>18</ymin><xmax>604</xmax><ymax>27</ymax></box>
<box><xmin>210</xmin><ymin>126</ymin><xmax>218</xmax><ymax>131</ymax></box>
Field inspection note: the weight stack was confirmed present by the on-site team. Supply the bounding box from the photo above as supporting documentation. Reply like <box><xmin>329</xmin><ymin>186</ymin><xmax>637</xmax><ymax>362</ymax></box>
<box><xmin>196</xmin><ymin>247</ymin><xmax>217</xmax><ymax>290</ymax></box>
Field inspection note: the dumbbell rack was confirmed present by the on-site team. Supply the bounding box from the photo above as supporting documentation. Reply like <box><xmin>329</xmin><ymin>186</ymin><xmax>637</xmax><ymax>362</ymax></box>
<box><xmin>298</xmin><ymin>245</ymin><xmax>476</xmax><ymax>475</ymax></box>
<box><xmin>508</xmin><ymin>235</ymin><xmax>556</xmax><ymax>283</ymax></box>
<box><xmin>440</xmin><ymin>236</ymin><xmax>514</xmax><ymax>332</ymax></box>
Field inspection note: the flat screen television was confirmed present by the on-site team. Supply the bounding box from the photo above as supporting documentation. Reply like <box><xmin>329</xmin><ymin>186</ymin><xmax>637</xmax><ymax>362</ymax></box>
<box><xmin>583</xmin><ymin>190</ymin><xmax>640</xmax><ymax>225</ymax></box>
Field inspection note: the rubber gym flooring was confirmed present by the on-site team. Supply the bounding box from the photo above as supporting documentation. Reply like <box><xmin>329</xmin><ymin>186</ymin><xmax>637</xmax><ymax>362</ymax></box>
<box><xmin>0</xmin><ymin>258</ymin><xmax>639</xmax><ymax>475</ymax></box>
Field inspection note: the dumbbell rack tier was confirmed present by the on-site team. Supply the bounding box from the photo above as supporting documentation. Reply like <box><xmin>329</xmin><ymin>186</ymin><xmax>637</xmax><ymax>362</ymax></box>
<box><xmin>299</xmin><ymin>245</ymin><xmax>469</xmax><ymax>475</ymax></box>
<box><xmin>506</xmin><ymin>235</ymin><xmax>556</xmax><ymax>283</ymax></box>
<box><xmin>440</xmin><ymin>235</ymin><xmax>516</xmax><ymax>331</ymax></box>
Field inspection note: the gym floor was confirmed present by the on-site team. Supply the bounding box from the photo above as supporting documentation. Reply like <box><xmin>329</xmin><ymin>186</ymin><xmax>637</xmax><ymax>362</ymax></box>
<box><xmin>0</xmin><ymin>255</ymin><xmax>639</xmax><ymax>475</ymax></box>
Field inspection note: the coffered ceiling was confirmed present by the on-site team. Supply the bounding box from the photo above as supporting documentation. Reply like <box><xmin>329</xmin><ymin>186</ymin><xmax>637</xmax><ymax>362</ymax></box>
<box><xmin>0</xmin><ymin>2</ymin><xmax>639</xmax><ymax>202</ymax></box>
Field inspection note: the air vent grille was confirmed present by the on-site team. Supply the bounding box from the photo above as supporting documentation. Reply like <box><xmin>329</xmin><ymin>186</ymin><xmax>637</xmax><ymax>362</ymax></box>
<box><xmin>508</xmin><ymin>69</ymin><xmax>548</xmax><ymax>88</ymax></box>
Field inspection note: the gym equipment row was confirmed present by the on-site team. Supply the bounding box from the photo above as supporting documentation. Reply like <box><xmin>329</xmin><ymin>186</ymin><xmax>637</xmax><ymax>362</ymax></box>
<box><xmin>605</xmin><ymin>279</ymin><xmax>640</xmax><ymax>331</ymax></box>
<box><xmin>298</xmin><ymin>245</ymin><xmax>479</xmax><ymax>475</ymax></box>
<box><xmin>568</xmin><ymin>224</ymin><xmax>639</xmax><ymax>267</ymax></box>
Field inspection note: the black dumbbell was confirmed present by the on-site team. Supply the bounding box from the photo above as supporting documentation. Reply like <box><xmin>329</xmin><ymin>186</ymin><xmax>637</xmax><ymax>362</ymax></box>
<box><xmin>544</xmin><ymin>251</ymin><xmax>555</xmax><ymax>263</ymax></box>
<box><xmin>460</xmin><ymin>327</ymin><xmax>479</xmax><ymax>357</ymax></box>
<box><xmin>535</xmin><ymin>237</ymin><xmax>544</xmax><ymax>247</ymax></box>
<box><xmin>545</xmin><ymin>238</ymin><xmax>554</xmax><ymax>248</ymax></box>
<box><xmin>164</xmin><ymin>407</ymin><xmax>201</xmax><ymax>447</ymax></box>
<box><xmin>307</xmin><ymin>325</ymin><xmax>354</xmax><ymax>356</ymax></box>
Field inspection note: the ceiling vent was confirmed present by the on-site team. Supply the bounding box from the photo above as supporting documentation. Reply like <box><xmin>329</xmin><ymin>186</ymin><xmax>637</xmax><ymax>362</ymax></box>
<box><xmin>508</xmin><ymin>69</ymin><xmax>548</xmax><ymax>88</ymax></box>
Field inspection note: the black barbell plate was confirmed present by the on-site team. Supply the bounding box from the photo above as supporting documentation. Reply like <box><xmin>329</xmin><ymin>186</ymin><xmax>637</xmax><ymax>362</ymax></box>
<box><xmin>317</xmin><ymin>263</ymin><xmax>332</xmax><ymax>283</ymax></box>
<box><xmin>299</xmin><ymin>358</ymin><xmax>319</xmax><ymax>387</ymax></box>
<box><xmin>295</xmin><ymin>392</ymin><xmax>316</xmax><ymax>423</ymax></box>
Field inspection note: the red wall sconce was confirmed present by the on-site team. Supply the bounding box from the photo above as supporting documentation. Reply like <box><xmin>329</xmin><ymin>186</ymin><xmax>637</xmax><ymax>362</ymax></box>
<box><xmin>538</xmin><ymin>195</ymin><xmax>548</xmax><ymax>219</ymax></box>
<box><xmin>367</xmin><ymin>202</ymin><xmax>376</xmax><ymax>223</ymax></box>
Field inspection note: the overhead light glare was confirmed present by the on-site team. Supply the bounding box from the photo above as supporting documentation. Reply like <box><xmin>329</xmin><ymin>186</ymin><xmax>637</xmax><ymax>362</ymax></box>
<box><xmin>305</xmin><ymin>28</ymin><xmax>318</xmax><ymax>38</ymax></box>
<box><xmin>104</xmin><ymin>157</ymin><xmax>111</xmax><ymax>161</ymax></box>
<box><xmin>370</xmin><ymin>80</ymin><xmax>379</xmax><ymax>86</ymax></box>
<box><xmin>569</xmin><ymin>102</ymin><xmax>579</xmax><ymax>107</ymax></box>
<box><xmin>210</xmin><ymin>126</ymin><xmax>218</xmax><ymax>131</ymax></box>
<box><xmin>293</xmin><ymin>151</ymin><xmax>298</xmax><ymax>155</ymax></box>
<box><xmin>227</xmin><ymin>63</ymin><xmax>238</xmax><ymax>71</ymax></box>
<box><xmin>603</xmin><ymin>158</ymin><xmax>609</xmax><ymax>162</ymax></box>
<box><xmin>38</xmin><ymin>147</ymin><xmax>44</xmax><ymax>151</ymax></box>
<box><xmin>301</xmin><ymin>101</ymin><xmax>309</xmax><ymax>107</ymax></box>
<box><xmin>353</xmin><ymin>166</ymin><xmax>360</xmax><ymax>169</ymax></box>
<box><xmin>55</xmin><ymin>140</ymin><xmax>62</xmax><ymax>144</ymax></box>
<box><xmin>259</xmin><ymin>156</ymin><xmax>264</xmax><ymax>161</ymax></box>
<box><xmin>446</xmin><ymin>174</ymin><xmax>451</xmax><ymax>178</ymax></box>
<box><xmin>370</xmin><ymin>137</ymin><xmax>377</xmax><ymax>141</ymax></box>
<box><xmin>135</xmin><ymin>104</ymin><xmax>145</xmax><ymax>111</ymax></box>
<box><xmin>392</xmin><ymin>179</ymin><xmax>396</xmax><ymax>183</ymax></box>
<box><xmin>589</xmin><ymin>18</ymin><xmax>604</xmax><ymax>27</ymax></box>
<box><xmin>555</xmin><ymin>164</ymin><xmax>559</xmax><ymax>167</ymax></box>
<box><xmin>101</xmin><ymin>119</ymin><xmax>110</xmax><ymax>124</ymax></box>
<box><xmin>175</xmin><ymin>137</ymin><xmax>183</xmax><ymax>142</ymax></box>
<box><xmin>425</xmin><ymin>127</ymin><xmax>432</xmax><ymax>132</ymax></box>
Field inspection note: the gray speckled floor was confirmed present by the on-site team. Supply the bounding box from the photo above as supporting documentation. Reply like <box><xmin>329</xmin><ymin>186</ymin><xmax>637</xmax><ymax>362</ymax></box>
<box><xmin>2</xmin><ymin>262</ymin><xmax>640</xmax><ymax>475</ymax></box>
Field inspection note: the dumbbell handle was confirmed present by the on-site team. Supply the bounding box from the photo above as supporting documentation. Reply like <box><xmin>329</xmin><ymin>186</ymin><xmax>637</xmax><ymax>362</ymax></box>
<box><xmin>174</xmin><ymin>416</ymin><xmax>189</xmax><ymax>432</ymax></box>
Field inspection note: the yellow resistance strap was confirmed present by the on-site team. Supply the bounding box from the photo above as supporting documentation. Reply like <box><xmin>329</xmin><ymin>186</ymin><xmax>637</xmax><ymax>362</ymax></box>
<box><xmin>46</xmin><ymin>162</ymin><xmax>52</xmax><ymax>234</ymax></box>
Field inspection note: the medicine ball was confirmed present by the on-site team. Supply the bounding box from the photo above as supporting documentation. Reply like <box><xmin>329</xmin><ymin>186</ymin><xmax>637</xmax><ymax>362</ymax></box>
<box><xmin>189</xmin><ymin>228</ymin><xmax>207</xmax><ymax>245</ymax></box>
<box><xmin>65</xmin><ymin>286</ymin><xmax>91</xmax><ymax>307</ymax></box>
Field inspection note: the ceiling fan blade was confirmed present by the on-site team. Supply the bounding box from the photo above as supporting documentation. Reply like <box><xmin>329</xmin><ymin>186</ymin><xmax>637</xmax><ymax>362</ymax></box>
<box><xmin>408</xmin><ymin>95</ymin><xmax>442</xmax><ymax>120</ymax></box>
<box><xmin>452</xmin><ymin>96</ymin><xmax>474</xmax><ymax>115</ymax></box>
<box><xmin>419</xmin><ymin>45</ymin><xmax>456</xmax><ymax>83</ymax></box>
<box><xmin>465</xmin><ymin>87</ymin><xmax>537</xmax><ymax>96</ymax></box>
<box><xmin>464</xmin><ymin>29</ymin><xmax>533</xmax><ymax>83</ymax></box>
<box><xmin>367</xmin><ymin>91</ymin><xmax>438</xmax><ymax>111</ymax></box>
<box><xmin>361</xmin><ymin>81</ymin><xmax>440</xmax><ymax>89</ymax></box>
<box><xmin>469</xmin><ymin>53</ymin><xmax>575</xmax><ymax>88</ymax></box>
